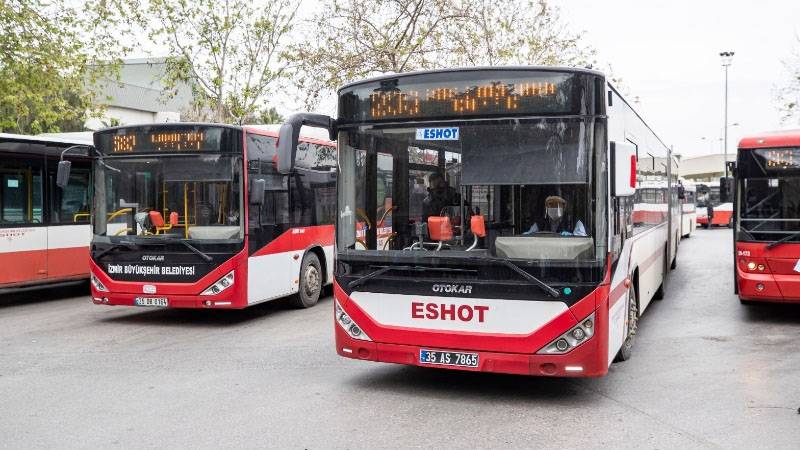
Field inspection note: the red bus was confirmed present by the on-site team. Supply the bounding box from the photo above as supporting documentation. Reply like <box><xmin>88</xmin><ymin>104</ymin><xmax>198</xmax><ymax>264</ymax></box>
<box><xmin>70</xmin><ymin>123</ymin><xmax>337</xmax><ymax>309</ymax></box>
<box><xmin>278</xmin><ymin>67</ymin><xmax>681</xmax><ymax>377</ymax></box>
<box><xmin>0</xmin><ymin>133</ymin><xmax>93</xmax><ymax>293</ymax></box>
<box><xmin>734</xmin><ymin>130</ymin><xmax>800</xmax><ymax>304</ymax></box>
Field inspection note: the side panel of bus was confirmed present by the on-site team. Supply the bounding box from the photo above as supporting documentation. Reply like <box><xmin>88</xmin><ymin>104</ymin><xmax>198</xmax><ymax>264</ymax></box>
<box><xmin>244</xmin><ymin>132</ymin><xmax>336</xmax><ymax>304</ymax></box>
<box><xmin>605</xmin><ymin>87</ymin><xmax>672</xmax><ymax>364</ymax></box>
<box><xmin>0</xmin><ymin>140</ymin><xmax>91</xmax><ymax>289</ymax></box>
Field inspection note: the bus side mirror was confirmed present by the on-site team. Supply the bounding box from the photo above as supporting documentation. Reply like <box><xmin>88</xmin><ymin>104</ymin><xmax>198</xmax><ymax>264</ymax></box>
<box><xmin>276</xmin><ymin>113</ymin><xmax>337</xmax><ymax>175</ymax></box>
<box><xmin>611</xmin><ymin>141</ymin><xmax>637</xmax><ymax>197</ymax></box>
<box><xmin>250</xmin><ymin>178</ymin><xmax>266</xmax><ymax>205</ymax></box>
<box><xmin>56</xmin><ymin>160</ymin><xmax>72</xmax><ymax>188</ymax></box>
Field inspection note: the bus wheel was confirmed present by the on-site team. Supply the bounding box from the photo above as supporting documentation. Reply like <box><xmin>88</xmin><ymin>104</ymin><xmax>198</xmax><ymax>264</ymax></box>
<box><xmin>615</xmin><ymin>286</ymin><xmax>638</xmax><ymax>362</ymax></box>
<box><xmin>291</xmin><ymin>252</ymin><xmax>322</xmax><ymax>308</ymax></box>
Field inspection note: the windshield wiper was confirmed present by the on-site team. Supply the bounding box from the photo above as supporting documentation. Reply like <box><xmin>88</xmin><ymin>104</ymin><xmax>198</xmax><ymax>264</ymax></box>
<box><xmin>493</xmin><ymin>259</ymin><xmax>560</xmax><ymax>298</ymax></box>
<box><xmin>93</xmin><ymin>241</ymin><xmax>135</xmax><ymax>260</ymax></box>
<box><xmin>176</xmin><ymin>240</ymin><xmax>213</xmax><ymax>262</ymax></box>
<box><xmin>766</xmin><ymin>230</ymin><xmax>800</xmax><ymax>250</ymax></box>
<box><xmin>347</xmin><ymin>265</ymin><xmax>474</xmax><ymax>289</ymax></box>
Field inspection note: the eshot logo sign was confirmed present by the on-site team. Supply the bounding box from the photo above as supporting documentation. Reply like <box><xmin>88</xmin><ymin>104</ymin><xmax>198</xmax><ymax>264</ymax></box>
<box><xmin>416</xmin><ymin>127</ymin><xmax>459</xmax><ymax>141</ymax></box>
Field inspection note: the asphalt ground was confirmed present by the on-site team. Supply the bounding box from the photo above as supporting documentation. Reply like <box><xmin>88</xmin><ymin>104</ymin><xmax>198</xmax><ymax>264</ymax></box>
<box><xmin>1</xmin><ymin>228</ymin><xmax>799</xmax><ymax>449</ymax></box>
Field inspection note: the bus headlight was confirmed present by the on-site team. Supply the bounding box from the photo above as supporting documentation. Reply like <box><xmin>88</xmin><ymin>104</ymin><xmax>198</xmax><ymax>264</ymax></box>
<box><xmin>90</xmin><ymin>273</ymin><xmax>108</xmax><ymax>292</ymax></box>
<box><xmin>335</xmin><ymin>300</ymin><xmax>371</xmax><ymax>341</ymax></box>
<box><xmin>537</xmin><ymin>313</ymin><xmax>595</xmax><ymax>355</ymax></box>
<box><xmin>200</xmin><ymin>271</ymin><xmax>235</xmax><ymax>296</ymax></box>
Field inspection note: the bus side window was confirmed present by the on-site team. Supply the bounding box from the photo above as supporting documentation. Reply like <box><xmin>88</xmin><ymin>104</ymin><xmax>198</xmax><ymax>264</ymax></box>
<box><xmin>1</xmin><ymin>163</ymin><xmax>43</xmax><ymax>225</ymax></box>
<box><xmin>53</xmin><ymin>166</ymin><xmax>91</xmax><ymax>224</ymax></box>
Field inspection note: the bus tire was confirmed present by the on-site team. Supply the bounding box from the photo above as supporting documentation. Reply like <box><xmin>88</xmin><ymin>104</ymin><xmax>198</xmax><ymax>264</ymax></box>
<box><xmin>614</xmin><ymin>285</ymin><xmax>638</xmax><ymax>362</ymax></box>
<box><xmin>290</xmin><ymin>252</ymin><xmax>322</xmax><ymax>309</ymax></box>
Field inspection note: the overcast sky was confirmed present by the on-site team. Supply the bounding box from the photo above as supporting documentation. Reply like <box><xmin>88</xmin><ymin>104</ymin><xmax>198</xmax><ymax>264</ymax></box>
<box><xmin>557</xmin><ymin>0</ymin><xmax>800</xmax><ymax>158</ymax></box>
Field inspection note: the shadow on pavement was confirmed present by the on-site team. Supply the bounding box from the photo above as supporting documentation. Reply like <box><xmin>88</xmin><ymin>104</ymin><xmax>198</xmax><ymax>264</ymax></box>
<box><xmin>741</xmin><ymin>301</ymin><xmax>800</xmax><ymax>324</ymax></box>
<box><xmin>93</xmin><ymin>294</ymin><xmax>332</xmax><ymax>328</ymax></box>
<box><xmin>345</xmin><ymin>364</ymin><xmax>587</xmax><ymax>403</ymax></box>
<box><xmin>0</xmin><ymin>282</ymin><xmax>89</xmax><ymax>308</ymax></box>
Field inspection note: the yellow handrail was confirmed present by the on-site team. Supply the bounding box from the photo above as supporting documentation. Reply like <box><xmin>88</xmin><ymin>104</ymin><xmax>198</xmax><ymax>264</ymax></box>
<box><xmin>73</xmin><ymin>212</ymin><xmax>90</xmax><ymax>222</ymax></box>
<box><xmin>107</xmin><ymin>208</ymin><xmax>132</xmax><ymax>221</ymax></box>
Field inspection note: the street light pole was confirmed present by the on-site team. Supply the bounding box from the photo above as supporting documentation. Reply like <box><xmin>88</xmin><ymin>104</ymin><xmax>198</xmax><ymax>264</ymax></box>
<box><xmin>720</xmin><ymin>51</ymin><xmax>735</xmax><ymax>178</ymax></box>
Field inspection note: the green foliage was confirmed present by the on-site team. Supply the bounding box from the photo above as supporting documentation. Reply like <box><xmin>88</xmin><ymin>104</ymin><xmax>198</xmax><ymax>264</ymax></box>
<box><xmin>136</xmin><ymin>0</ymin><xmax>300</xmax><ymax>124</ymax></box>
<box><xmin>290</xmin><ymin>0</ymin><xmax>595</xmax><ymax>109</ymax></box>
<box><xmin>0</xmin><ymin>0</ymin><xmax>129</xmax><ymax>134</ymax></box>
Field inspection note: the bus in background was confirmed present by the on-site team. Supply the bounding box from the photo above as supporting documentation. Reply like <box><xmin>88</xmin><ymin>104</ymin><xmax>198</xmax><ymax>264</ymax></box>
<box><xmin>696</xmin><ymin>179</ymin><xmax>733</xmax><ymax>228</ymax></box>
<box><xmin>278</xmin><ymin>67</ymin><xmax>680</xmax><ymax>377</ymax></box>
<box><xmin>733</xmin><ymin>130</ymin><xmax>800</xmax><ymax>304</ymax></box>
<box><xmin>0</xmin><ymin>133</ymin><xmax>93</xmax><ymax>293</ymax></box>
<box><xmin>680</xmin><ymin>180</ymin><xmax>696</xmax><ymax>237</ymax></box>
<box><xmin>79</xmin><ymin>123</ymin><xmax>336</xmax><ymax>309</ymax></box>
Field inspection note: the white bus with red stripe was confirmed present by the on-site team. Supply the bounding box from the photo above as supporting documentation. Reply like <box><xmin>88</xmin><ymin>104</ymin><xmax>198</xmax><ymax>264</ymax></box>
<box><xmin>0</xmin><ymin>134</ymin><xmax>93</xmax><ymax>293</ymax></box>
<box><xmin>85</xmin><ymin>123</ymin><xmax>336</xmax><ymax>309</ymax></box>
<box><xmin>279</xmin><ymin>67</ymin><xmax>679</xmax><ymax>377</ymax></box>
<box><xmin>679</xmin><ymin>179</ymin><xmax>696</xmax><ymax>237</ymax></box>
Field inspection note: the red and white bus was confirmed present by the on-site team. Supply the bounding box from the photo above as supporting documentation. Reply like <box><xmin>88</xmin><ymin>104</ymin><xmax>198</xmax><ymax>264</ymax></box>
<box><xmin>680</xmin><ymin>179</ymin><xmax>696</xmax><ymax>237</ymax></box>
<box><xmin>77</xmin><ymin>123</ymin><xmax>336</xmax><ymax>309</ymax></box>
<box><xmin>278</xmin><ymin>67</ymin><xmax>681</xmax><ymax>377</ymax></box>
<box><xmin>696</xmin><ymin>179</ymin><xmax>733</xmax><ymax>228</ymax></box>
<box><xmin>733</xmin><ymin>130</ymin><xmax>800</xmax><ymax>304</ymax></box>
<box><xmin>0</xmin><ymin>133</ymin><xmax>93</xmax><ymax>293</ymax></box>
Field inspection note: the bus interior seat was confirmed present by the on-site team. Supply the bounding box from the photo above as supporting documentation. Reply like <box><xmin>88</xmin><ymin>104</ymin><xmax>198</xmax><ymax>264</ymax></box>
<box><xmin>494</xmin><ymin>236</ymin><xmax>594</xmax><ymax>260</ymax></box>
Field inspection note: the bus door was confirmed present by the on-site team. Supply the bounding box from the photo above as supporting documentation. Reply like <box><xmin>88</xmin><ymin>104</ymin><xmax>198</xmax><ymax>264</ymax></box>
<box><xmin>46</xmin><ymin>153</ymin><xmax>92</xmax><ymax>280</ymax></box>
<box><xmin>0</xmin><ymin>151</ymin><xmax>47</xmax><ymax>285</ymax></box>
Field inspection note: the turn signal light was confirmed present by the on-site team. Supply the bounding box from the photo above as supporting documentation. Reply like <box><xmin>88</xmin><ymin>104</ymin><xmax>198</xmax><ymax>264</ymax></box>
<box><xmin>537</xmin><ymin>312</ymin><xmax>595</xmax><ymax>355</ymax></box>
<box><xmin>200</xmin><ymin>270</ymin><xmax>235</xmax><ymax>296</ymax></box>
<box><xmin>90</xmin><ymin>273</ymin><xmax>108</xmax><ymax>292</ymax></box>
<box><xmin>740</xmin><ymin>258</ymin><xmax>769</xmax><ymax>273</ymax></box>
<box><xmin>335</xmin><ymin>300</ymin><xmax>372</xmax><ymax>341</ymax></box>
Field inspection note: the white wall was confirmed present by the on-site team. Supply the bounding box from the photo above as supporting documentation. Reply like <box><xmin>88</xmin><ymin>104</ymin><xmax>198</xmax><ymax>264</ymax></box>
<box><xmin>84</xmin><ymin>107</ymin><xmax>181</xmax><ymax>131</ymax></box>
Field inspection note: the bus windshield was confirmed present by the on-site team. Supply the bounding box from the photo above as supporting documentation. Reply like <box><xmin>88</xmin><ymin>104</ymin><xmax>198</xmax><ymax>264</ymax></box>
<box><xmin>737</xmin><ymin>148</ymin><xmax>800</xmax><ymax>241</ymax></box>
<box><xmin>93</xmin><ymin>154</ymin><xmax>243</xmax><ymax>241</ymax></box>
<box><xmin>336</xmin><ymin>117</ymin><xmax>605</xmax><ymax>263</ymax></box>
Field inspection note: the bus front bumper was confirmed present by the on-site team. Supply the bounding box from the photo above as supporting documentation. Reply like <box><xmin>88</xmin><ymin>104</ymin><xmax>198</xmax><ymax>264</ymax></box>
<box><xmin>334</xmin><ymin>322</ymin><xmax>608</xmax><ymax>377</ymax></box>
<box><xmin>90</xmin><ymin>290</ymin><xmax>245</xmax><ymax>309</ymax></box>
<box><xmin>738</xmin><ymin>269</ymin><xmax>800</xmax><ymax>303</ymax></box>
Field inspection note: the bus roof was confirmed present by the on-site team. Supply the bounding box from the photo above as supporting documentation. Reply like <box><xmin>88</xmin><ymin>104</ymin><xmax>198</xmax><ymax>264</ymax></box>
<box><xmin>738</xmin><ymin>129</ymin><xmax>800</xmax><ymax>149</ymax></box>
<box><xmin>337</xmin><ymin>65</ymin><xmax>606</xmax><ymax>92</ymax></box>
<box><xmin>0</xmin><ymin>132</ymin><xmax>93</xmax><ymax>146</ymax></box>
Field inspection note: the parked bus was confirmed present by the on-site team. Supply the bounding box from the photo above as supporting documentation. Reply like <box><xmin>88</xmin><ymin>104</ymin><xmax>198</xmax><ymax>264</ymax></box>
<box><xmin>77</xmin><ymin>123</ymin><xmax>336</xmax><ymax>309</ymax></box>
<box><xmin>0</xmin><ymin>133</ymin><xmax>93</xmax><ymax>293</ymax></box>
<box><xmin>733</xmin><ymin>130</ymin><xmax>800</xmax><ymax>303</ymax></box>
<box><xmin>680</xmin><ymin>180</ymin><xmax>696</xmax><ymax>237</ymax></box>
<box><xmin>696</xmin><ymin>179</ymin><xmax>733</xmax><ymax>228</ymax></box>
<box><xmin>277</xmin><ymin>67</ymin><xmax>680</xmax><ymax>377</ymax></box>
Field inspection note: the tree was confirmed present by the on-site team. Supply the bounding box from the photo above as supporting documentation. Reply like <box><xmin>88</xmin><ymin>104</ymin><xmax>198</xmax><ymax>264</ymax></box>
<box><xmin>291</xmin><ymin>0</ymin><xmax>594</xmax><ymax>109</ymax></box>
<box><xmin>0</xmin><ymin>0</ymin><xmax>128</xmax><ymax>134</ymax></box>
<box><xmin>136</xmin><ymin>0</ymin><xmax>300</xmax><ymax>124</ymax></box>
<box><xmin>777</xmin><ymin>35</ymin><xmax>800</xmax><ymax>124</ymax></box>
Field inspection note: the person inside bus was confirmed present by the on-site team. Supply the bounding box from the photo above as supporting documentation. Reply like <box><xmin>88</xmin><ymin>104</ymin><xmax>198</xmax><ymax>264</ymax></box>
<box><xmin>422</xmin><ymin>172</ymin><xmax>461</xmax><ymax>222</ymax></box>
<box><xmin>523</xmin><ymin>195</ymin><xmax>587</xmax><ymax>236</ymax></box>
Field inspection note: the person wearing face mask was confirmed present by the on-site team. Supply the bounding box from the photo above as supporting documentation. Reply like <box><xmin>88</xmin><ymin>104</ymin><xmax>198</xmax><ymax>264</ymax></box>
<box><xmin>523</xmin><ymin>195</ymin><xmax>587</xmax><ymax>236</ymax></box>
<box><xmin>422</xmin><ymin>172</ymin><xmax>460</xmax><ymax>222</ymax></box>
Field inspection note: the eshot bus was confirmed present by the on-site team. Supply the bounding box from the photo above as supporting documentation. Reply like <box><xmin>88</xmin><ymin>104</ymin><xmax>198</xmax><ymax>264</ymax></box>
<box><xmin>680</xmin><ymin>180</ymin><xmax>696</xmax><ymax>237</ymax></box>
<box><xmin>0</xmin><ymin>133</ymin><xmax>93</xmax><ymax>293</ymax></box>
<box><xmin>277</xmin><ymin>67</ymin><xmax>680</xmax><ymax>377</ymax></box>
<box><xmin>733</xmin><ymin>130</ymin><xmax>800</xmax><ymax>304</ymax></box>
<box><xmin>73</xmin><ymin>123</ymin><xmax>337</xmax><ymax>309</ymax></box>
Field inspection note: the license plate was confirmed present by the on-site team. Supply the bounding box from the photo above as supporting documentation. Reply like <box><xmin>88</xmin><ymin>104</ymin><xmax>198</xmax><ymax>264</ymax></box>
<box><xmin>419</xmin><ymin>349</ymin><xmax>479</xmax><ymax>368</ymax></box>
<box><xmin>134</xmin><ymin>297</ymin><xmax>168</xmax><ymax>307</ymax></box>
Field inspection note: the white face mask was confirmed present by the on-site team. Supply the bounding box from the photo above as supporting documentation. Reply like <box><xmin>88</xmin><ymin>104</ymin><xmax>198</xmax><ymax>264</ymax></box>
<box><xmin>546</xmin><ymin>206</ymin><xmax>563</xmax><ymax>221</ymax></box>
